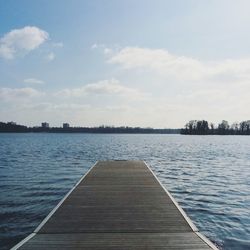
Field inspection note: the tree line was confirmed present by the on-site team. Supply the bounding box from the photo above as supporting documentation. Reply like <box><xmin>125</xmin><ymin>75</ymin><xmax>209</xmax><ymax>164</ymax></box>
<box><xmin>181</xmin><ymin>120</ymin><xmax>250</xmax><ymax>135</ymax></box>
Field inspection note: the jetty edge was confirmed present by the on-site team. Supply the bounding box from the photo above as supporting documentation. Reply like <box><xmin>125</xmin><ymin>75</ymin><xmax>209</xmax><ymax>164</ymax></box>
<box><xmin>11</xmin><ymin>160</ymin><xmax>218</xmax><ymax>249</ymax></box>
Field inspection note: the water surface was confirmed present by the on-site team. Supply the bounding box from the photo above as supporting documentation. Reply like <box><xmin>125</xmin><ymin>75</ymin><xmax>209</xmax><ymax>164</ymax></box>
<box><xmin>0</xmin><ymin>134</ymin><xmax>249</xmax><ymax>249</ymax></box>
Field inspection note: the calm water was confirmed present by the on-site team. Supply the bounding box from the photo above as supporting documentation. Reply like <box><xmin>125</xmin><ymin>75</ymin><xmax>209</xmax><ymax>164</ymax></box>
<box><xmin>0</xmin><ymin>134</ymin><xmax>249</xmax><ymax>250</ymax></box>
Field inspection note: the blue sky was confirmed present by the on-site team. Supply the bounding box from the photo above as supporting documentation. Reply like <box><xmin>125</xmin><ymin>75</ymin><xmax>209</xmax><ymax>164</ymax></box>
<box><xmin>1</xmin><ymin>0</ymin><xmax>250</xmax><ymax>127</ymax></box>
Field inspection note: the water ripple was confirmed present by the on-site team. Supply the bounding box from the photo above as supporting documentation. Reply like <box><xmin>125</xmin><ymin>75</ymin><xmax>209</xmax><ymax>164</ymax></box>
<box><xmin>0</xmin><ymin>134</ymin><xmax>249</xmax><ymax>249</ymax></box>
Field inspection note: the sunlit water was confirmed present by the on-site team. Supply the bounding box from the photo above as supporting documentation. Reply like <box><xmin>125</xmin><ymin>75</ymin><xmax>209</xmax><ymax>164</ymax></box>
<box><xmin>0</xmin><ymin>133</ymin><xmax>249</xmax><ymax>250</ymax></box>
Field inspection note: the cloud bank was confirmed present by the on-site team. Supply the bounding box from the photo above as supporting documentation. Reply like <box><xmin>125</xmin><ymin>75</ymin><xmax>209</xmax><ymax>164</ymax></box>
<box><xmin>2</xmin><ymin>45</ymin><xmax>250</xmax><ymax>127</ymax></box>
<box><xmin>56</xmin><ymin>79</ymin><xmax>147</xmax><ymax>99</ymax></box>
<box><xmin>0</xmin><ymin>87</ymin><xmax>42</xmax><ymax>101</ymax></box>
<box><xmin>108</xmin><ymin>47</ymin><xmax>250</xmax><ymax>82</ymax></box>
<box><xmin>24</xmin><ymin>78</ymin><xmax>45</xmax><ymax>84</ymax></box>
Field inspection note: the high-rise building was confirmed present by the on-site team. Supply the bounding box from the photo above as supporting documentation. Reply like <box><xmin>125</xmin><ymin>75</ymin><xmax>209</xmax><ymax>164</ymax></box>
<box><xmin>63</xmin><ymin>123</ymin><xmax>70</xmax><ymax>128</ymax></box>
<box><xmin>41</xmin><ymin>122</ymin><xmax>49</xmax><ymax>128</ymax></box>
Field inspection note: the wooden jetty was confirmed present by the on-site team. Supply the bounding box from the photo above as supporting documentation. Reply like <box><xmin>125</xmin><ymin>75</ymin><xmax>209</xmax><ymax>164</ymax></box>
<box><xmin>12</xmin><ymin>160</ymin><xmax>218</xmax><ymax>249</ymax></box>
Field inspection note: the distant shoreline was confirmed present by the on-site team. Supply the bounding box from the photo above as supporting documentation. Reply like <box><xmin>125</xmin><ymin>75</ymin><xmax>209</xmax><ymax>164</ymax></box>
<box><xmin>0</xmin><ymin>122</ymin><xmax>180</xmax><ymax>134</ymax></box>
<box><xmin>2</xmin><ymin>120</ymin><xmax>250</xmax><ymax>135</ymax></box>
<box><xmin>0</xmin><ymin>131</ymin><xmax>180</xmax><ymax>134</ymax></box>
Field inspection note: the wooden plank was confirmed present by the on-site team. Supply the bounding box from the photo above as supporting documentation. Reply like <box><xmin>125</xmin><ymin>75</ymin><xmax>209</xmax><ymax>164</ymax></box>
<box><xmin>12</xmin><ymin>160</ymin><xmax>218</xmax><ymax>250</ymax></box>
<box><xmin>15</xmin><ymin>233</ymin><xmax>212</xmax><ymax>250</ymax></box>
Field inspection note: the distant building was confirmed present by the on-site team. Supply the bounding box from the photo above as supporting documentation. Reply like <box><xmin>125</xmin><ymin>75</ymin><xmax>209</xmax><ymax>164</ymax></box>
<box><xmin>41</xmin><ymin>122</ymin><xmax>49</xmax><ymax>128</ymax></box>
<box><xmin>63</xmin><ymin>123</ymin><xmax>70</xmax><ymax>128</ymax></box>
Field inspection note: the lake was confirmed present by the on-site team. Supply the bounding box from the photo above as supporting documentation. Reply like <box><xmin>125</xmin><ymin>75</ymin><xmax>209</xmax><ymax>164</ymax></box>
<box><xmin>0</xmin><ymin>133</ymin><xmax>249</xmax><ymax>249</ymax></box>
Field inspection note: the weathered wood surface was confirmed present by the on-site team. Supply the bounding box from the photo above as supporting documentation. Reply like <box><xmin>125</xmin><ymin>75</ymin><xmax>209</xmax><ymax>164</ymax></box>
<box><xmin>12</xmin><ymin>160</ymin><xmax>218</xmax><ymax>249</ymax></box>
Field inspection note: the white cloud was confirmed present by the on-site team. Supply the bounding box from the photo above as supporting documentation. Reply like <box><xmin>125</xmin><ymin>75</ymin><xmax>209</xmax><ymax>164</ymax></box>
<box><xmin>91</xmin><ymin>43</ymin><xmax>114</xmax><ymax>54</ymax></box>
<box><xmin>46</xmin><ymin>52</ymin><xmax>55</xmax><ymax>61</ymax></box>
<box><xmin>23</xmin><ymin>102</ymin><xmax>90</xmax><ymax>112</ymax></box>
<box><xmin>91</xmin><ymin>43</ymin><xmax>107</xmax><ymax>50</ymax></box>
<box><xmin>104</xmin><ymin>48</ymin><xmax>112</xmax><ymax>55</ymax></box>
<box><xmin>56</xmin><ymin>79</ymin><xmax>147</xmax><ymax>99</ymax></box>
<box><xmin>91</xmin><ymin>43</ymin><xmax>98</xmax><ymax>49</ymax></box>
<box><xmin>108</xmin><ymin>47</ymin><xmax>250</xmax><ymax>81</ymax></box>
<box><xmin>23</xmin><ymin>78</ymin><xmax>44</xmax><ymax>84</ymax></box>
<box><xmin>0</xmin><ymin>26</ymin><xmax>49</xmax><ymax>59</ymax></box>
<box><xmin>0</xmin><ymin>87</ymin><xmax>42</xmax><ymax>101</ymax></box>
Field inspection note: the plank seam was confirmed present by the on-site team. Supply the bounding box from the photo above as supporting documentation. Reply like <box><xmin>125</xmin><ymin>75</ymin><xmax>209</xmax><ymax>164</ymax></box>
<box><xmin>37</xmin><ymin>230</ymin><xmax>199</xmax><ymax>234</ymax></box>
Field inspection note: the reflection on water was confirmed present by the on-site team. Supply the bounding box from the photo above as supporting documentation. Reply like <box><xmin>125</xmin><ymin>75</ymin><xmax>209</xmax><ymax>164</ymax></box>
<box><xmin>0</xmin><ymin>134</ymin><xmax>249</xmax><ymax>249</ymax></box>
